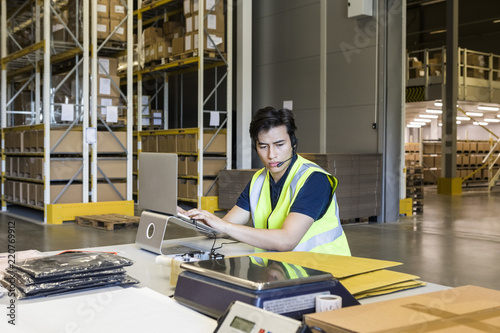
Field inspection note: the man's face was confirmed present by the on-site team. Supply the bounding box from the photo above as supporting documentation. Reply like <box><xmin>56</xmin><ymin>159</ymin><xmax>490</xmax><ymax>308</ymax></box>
<box><xmin>256</xmin><ymin>125</ymin><xmax>294</xmax><ymax>182</ymax></box>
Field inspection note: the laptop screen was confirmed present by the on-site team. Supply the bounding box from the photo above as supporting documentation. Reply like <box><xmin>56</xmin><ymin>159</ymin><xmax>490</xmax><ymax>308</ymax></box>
<box><xmin>138</xmin><ymin>153</ymin><xmax>178</xmax><ymax>215</ymax></box>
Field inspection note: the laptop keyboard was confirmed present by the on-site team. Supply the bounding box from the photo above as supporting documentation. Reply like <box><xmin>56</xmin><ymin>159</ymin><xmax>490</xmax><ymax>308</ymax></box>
<box><xmin>175</xmin><ymin>214</ymin><xmax>220</xmax><ymax>236</ymax></box>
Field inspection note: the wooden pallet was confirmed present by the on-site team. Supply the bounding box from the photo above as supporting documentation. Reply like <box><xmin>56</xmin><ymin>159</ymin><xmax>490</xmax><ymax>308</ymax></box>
<box><xmin>75</xmin><ymin>214</ymin><xmax>140</xmax><ymax>231</ymax></box>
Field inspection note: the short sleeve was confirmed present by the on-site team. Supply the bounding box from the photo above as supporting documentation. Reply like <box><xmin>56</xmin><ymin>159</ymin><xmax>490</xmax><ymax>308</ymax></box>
<box><xmin>235</xmin><ymin>180</ymin><xmax>251</xmax><ymax>211</ymax></box>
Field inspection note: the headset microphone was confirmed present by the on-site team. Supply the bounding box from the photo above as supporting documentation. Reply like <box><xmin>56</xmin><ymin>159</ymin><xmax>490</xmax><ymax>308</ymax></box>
<box><xmin>277</xmin><ymin>156</ymin><xmax>293</xmax><ymax>168</ymax></box>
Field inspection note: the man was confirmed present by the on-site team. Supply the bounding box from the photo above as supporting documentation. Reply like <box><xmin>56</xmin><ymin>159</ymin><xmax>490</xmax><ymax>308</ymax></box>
<box><xmin>184</xmin><ymin>107</ymin><xmax>351</xmax><ymax>255</ymax></box>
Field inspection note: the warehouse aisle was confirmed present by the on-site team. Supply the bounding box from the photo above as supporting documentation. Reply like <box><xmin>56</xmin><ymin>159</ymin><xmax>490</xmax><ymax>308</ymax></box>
<box><xmin>1</xmin><ymin>186</ymin><xmax>500</xmax><ymax>291</ymax></box>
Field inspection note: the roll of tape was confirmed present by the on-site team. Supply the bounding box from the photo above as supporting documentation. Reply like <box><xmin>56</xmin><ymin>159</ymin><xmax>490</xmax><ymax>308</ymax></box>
<box><xmin>315</xmin><ymin>294</ymin><xmax>342</xmax><ymax>312</ymax></box>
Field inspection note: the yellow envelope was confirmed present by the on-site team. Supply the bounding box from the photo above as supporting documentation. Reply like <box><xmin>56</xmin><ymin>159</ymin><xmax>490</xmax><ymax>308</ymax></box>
<box><xmin>339</xmin><ymin>269</ymin><xmax>420</xmax><ymax>295</ymax></box>
<box><xmin>355</xmin><ymin>281</ymin><xmax>427</xmax><ymax>299</ymax></box>
<box><xmin>249</xmin><ymin>251</ymin><xmax>402</xmax><ymax>278</ymax></box>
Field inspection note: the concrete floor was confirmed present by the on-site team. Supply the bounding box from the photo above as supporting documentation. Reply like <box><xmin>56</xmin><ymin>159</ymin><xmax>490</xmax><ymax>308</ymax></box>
<box><xmin>1</xmin><ymin>186</ymin><xmax>499</xmax><ymax>291</ymax></box>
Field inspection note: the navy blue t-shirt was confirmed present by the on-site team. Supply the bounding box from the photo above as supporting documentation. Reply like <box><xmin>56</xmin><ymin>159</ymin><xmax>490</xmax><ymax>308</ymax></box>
<box><xmin>235</xmin><ymin>157</ymin><xmax>332</xmax><ymax>221</ymax></box>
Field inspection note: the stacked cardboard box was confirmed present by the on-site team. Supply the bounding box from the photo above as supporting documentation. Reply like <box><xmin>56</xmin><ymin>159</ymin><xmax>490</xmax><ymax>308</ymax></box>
<box><xmin>183</xmin><ymin>0</ymin><xmax>225</xmax><ymax>53</ymax></box>
<box><xmin>218</xmin><ymin>169</ymin><xmax>258</xmax><ymax>209</ymax></box>
<box><xmin>68</xmin><ymin>0</ymin><xmax>126</xmax><ymax>42</ymax></box>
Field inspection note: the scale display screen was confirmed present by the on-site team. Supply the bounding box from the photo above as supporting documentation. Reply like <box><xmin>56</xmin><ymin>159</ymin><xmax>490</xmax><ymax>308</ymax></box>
<box><xmin>229</xmin><ymin>316</ymin><xmax>255</xmax><ymax>332</ymax></box>
<box><xmin>181</xmin><ymin>256</ymin><xmax>333</xmax><ymax>290</ymax></box>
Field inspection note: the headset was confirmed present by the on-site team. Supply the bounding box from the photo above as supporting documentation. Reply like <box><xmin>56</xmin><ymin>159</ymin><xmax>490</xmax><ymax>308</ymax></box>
<box><xmin>276</xmin><ymin>134</ymin><xmax>298</xmax><ymax>167</ymax></box>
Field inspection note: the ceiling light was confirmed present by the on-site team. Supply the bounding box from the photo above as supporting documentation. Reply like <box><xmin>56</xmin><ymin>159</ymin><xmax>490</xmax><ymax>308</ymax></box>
<box><xmin>434</xmin><ymin>102</ymin><xmax>443</xmax><ymax>107</ymax></box>
<box><xmin>456</xmin><ymin>121</ymin><xmax>461</xmax><ymax>124</ymax></box>
<box><xmin>456</xmin><ymin>116</ymin><xmax>471</xmax><ymax>121</ymax></box>
<box><xmin>419</xmin><ymin>114</ymin><xmax>439</xmax><ymax>119</ymax></box>
<box><xmin>410</xmin><ymin>121</ymin><xmax>426</xmax><ymax>125</ymax></box>
<box><xmin>466</xmin><ymin>112</ymin><xmax>483</xmax><ymax>117</ymax></box>
<box><xmin>426</xmin><ymin>109</ymin><xmax>442</xmax><ymax>114</ymax></box>
<box><xmin>438</xmin><ymin>123</ymin><xmax>442</xmax><ymax>127</ymax></box>
<box><xmin>484</xmin><ymin>118</ymin><xmax>500</xmax><ymax>123</ymax></box>
<box><xmin>430</xmin><ymin>29</ymin><xmax>446</xmax><ymax>35</ymax></box>
<box><xmin>473</xmin><ymin>122</ymin><xmax>488</xmax><ymax>126</ymax></box>
<box><xmin>414</xmin><ymin>118</ymin><xmax>431</xmax><ymax>122</ymax></box>
<box><xmin>478</xmin><ymin>106</ymin><xmax>499</xmax><ymax>111</ymax></box>
<box><xmin>407</xmin><ymin>124</ymin><xmax>422</xmax><ymax>128</ymax></box>
<box><xmin>494</xmin><ymin>19</ymin><xmax>500</xmax><ymax>24</ymax></box>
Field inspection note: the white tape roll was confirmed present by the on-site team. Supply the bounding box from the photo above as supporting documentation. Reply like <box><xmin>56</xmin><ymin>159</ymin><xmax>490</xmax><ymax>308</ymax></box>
<box><xmin>315</xmin><ymin>294</ymin><xmax>342</xmax><ymax>312</ymax></box>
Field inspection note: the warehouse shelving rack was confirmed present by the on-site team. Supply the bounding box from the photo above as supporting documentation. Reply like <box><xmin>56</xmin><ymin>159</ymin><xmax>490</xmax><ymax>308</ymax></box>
<box><xmin>0</xmin><ymin>0</ymin><xmax>135</xmax><ymax>223</ymax></box>
<box><xmin>133</xmin><ymin>0</ymin><xmax>232</xmax><ymax>211</ymax></box>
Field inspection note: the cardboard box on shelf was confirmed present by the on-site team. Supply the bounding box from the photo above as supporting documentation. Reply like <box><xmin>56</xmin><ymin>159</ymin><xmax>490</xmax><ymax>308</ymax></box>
<box><xmin>143</xmin><ymin>27</ymin><xmax>163</xmax><ymax>46</ymax></box>
<box><xmin>187</xmin><ymin>156</ymin><xmax>198</xmax><ymax>176</ymax></box>
<box><xmin>4</xmin><ymin>180</ymin><xmax>14</xmax><ymax>201</ymax></box>
<box><xmin>203</xmin><ymin>133</ymin><xmax>226</xmax><ymax>153</ymax></box>
<box><xmin>186</xmin><ymin>13</ymin><xmax>224</xmax><ymax>35</ymax></box>
<box><xmin>193</xmin><ymin>32</ymin><xmax>225</xmax><ymax>52</ymax></box>
<box><xmin>305</xmin><ymin>285</ymin><xmax>500</xmax><ymax>333</ymax></box>
<box><xmin>203</xmin><ymin>157</ymin><xmax>226</xmax><ymax>176</ymax></box>
<box><xmin>178</xmin><ymin>155</ymin><xmax>188</xmax><ymax>176</ymax></box>
<box><xmin>29</xmin><ymin>157</ymin><xmax>44</xmax><ymax>180</ymax></box>
<box><xmin>172</xmin><ymin>37</ymin><xmax>185</xmax><ymax>55</ymax></box>
<box><xmin>51</xmin><ymin>130</ymin><xmax>83</xmax><ymax>153</ymax></box>
<box><xmin>5</xmin><ymin>156</ymin><xmax>12</xmax><ymax>177</ymax></box>
<box><xmin>192</xmin><ymin>0</ymin><xmax>224</xmax><ymax>16</ymax></box>
<box><xmin>97</xmin><ymin>74</ymin><xmax>121</xmax><ymax>98</ymax></box>
<box><xmin>98</xmin><ymin>57</ymin><xmax>118</xmax><ymax>76</ymax></box>
<box><xmin>157</xmin><ymin>39</ymin><xmax>172</xmax><ymax>58</ymax></box>
<box><xmin>36</xmin><ymin>184</ymin><xmax>44</xmax><ymax>207</ymax></box>
<box><xmin>52</xmin><ymin>10</ymin><xmax>69</xmax><ymax>42</ymax></box>
<box><xmin>50</xmin><ymin>184</ymin><xmax>83</xmax><ymax>204</ymax></box>
<box><xmin>110</xmin><ymin>19</ymin><xmax>127</xmax><ymax>42</ymax></box>
<box><xmin>97</xmin><ymin>182</ymin><xmax>126</xmax><ymax>202</ymax></box>
<box><xmin>184</xmin><ymin>33</ymin><xmax>194</xmax><ymax>52</ymax></box>
<box><xmin>187</xmin><ymin>179</ymin><xmax>197</xmax><ymax>199</ymax></box>
<box><xmin>218</xmin><ymin>169</ymin><xmax>257</xmax><ymax>209</ymax></box>
<box><xmin>178</xmin><ymin>179</ymin><xmax>188</xmax><ymax>198</ymax></box>
<box><xmin>97</xmin><ymin>18</ymin><xmax>110</xmax><ymax>39</ymax></box>
<box><xmin>97</xmin><ymin>131</ymin><xmax>127</xmax><ymax>153</ymax></box>
<box><xmin>98</xmin><ymin>158</ymin><xmax>127</xmax><ymax>179</ymax></box>
<box><xmin>163</xmin><ymin>21</ymin><xmax>184</xmax><ymax>38</ymax></box>
<box><xmin>50</xmin><ymin>160</ymin><xmax>82</xmax><ymax>181</ymax></box>
<box><xmin>13</xmin><ymin>181</ymin><xmax>21</xmax><ymax>202</ymax></box>
<box><xmin>158</xmin><ymin>134</ymin><xmax>177</xmax><ymax>153</ymax></box>
<box><xmin>203</xmin><ymin>179</ymin><xmax>218</xmax><ymax>196</ymax></box>
<box><xmin>29</xmin><ymin>183</ymin><xmax>37</xmax><ymax>206</ymax></box>
<box><xmin>110</xmin><ymin>0</ymin><xmax>126</xmax><ymax>20</ymax></box>
<box><xmin>96</xmin><ymin>0</ymin><xmax>109</xmax><ymax>18</ymax></box>
<box><xmin>21</xmin><ymin>182</ymin><xmax>29</xmax><ymax>204</ymax></box>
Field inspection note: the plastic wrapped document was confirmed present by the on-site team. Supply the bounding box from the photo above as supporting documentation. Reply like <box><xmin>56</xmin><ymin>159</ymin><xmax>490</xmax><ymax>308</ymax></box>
<box><xmin>11</xmin><ymin>251</ymin><xmax>133</xmax><ymax>279</ymax></box>
<box><xmin>1</xmin><ymin>251</ymin><xmax>139</xmax><ymax>299</ymax></box>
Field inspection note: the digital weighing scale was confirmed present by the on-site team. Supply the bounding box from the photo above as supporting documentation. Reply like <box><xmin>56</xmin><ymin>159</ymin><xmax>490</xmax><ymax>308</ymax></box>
<box><xmin>174</xmin><ymin>256</ymin><xmax>359</xmax><ymax>319</ymax></box>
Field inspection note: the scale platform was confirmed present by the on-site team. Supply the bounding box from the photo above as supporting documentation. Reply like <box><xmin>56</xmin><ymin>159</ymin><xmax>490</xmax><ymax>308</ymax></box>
<box><xmin>174</xmin><ymin>256</ymin><xmax>359</xmax><ymax>319</ymax></box>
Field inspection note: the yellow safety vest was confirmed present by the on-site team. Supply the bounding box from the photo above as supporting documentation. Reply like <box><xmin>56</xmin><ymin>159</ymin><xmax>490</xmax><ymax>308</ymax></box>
<box><xmin>249</xmin><ymin>155</ymin><xmax>351</xmax><ymax>255</ymax></box>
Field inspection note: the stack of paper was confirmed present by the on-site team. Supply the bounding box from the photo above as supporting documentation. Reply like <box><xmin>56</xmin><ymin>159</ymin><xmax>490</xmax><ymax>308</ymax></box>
<box><xmin>249</xmin><ymin>252</ymin><xmax>426</xmax><ymax>300</ymax></box>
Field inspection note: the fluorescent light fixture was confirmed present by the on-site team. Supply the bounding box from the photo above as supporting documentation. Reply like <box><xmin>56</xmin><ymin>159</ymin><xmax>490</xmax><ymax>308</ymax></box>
<box><xmin>426</xmin><ymin>109</ymin><xmax>442</xmax><ymax>114</ymax></box>
<box><xmin>484</xmin><ymin>118</ymin><xmax>500</xmax><ymax>123</ymax></box>
<box><xmin>456</xmin><ymin>121</ymin><xmax>461</xmax><ymax>124</ymax></box>
<box><xmin>494</xmin><ymin>19</ymin><xmax>500</xmax><ymax>24</ymax></box>
<box><xmin>438</xmin><ymin>123</ymin><xmax>443</xmax><ymax>127</ymax></box>
<box><xmin>419</xmin><ymin>114</ymin><xmax>439</xmax><ymax>119</ymax></box>
<box><xmin>477</xmin><ymin>106</ymin><xmax>499</xmax><ymax>111</ymax></box>
<box><xmin>497</xmin><ymin>114</ymin><xmax>500</xmax><ymax>118</ymax></box>
<box><xmin>407</xmin><ymin>124</ymin><xmax>422</xmax><ymax>128</ymax></box>
<box><xmin>473</xmin><ymin>122</ymin><xmax>488</xmax><ymax>126</ymax></box>
<box><xmin>434</xmin><ymin>102</ymin><xmax>443</xmax><ymax>107</ymax></box>
<box><xmin>410</xmin><ymin>122</ymin><xmax>426</xmax><ymax>125</ymax></box>
<box><xmin>456</xmin><ymin>116</ymin><xmax>471</xmax><ymax>121</ymax></box>
<box><xmin>430</xmin><ymin>29</ymin><xmax>446</xmax><ymax>34</ymax></box>
<box><xmin>413</xmin><ymin>118</ymin><xmax>431</xmax><ymax>122</ymax></box>
<box><xmin>466</xmin><ymin>112</ymin><xmax>483</xmax><ymax>117</ymax></box>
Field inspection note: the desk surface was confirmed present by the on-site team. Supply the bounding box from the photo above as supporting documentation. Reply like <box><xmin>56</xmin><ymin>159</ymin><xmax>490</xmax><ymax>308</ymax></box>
<box><xmin>0</xmin><ymin>238</ymin><xmax>449</xmax><ymax>332</ymax></box>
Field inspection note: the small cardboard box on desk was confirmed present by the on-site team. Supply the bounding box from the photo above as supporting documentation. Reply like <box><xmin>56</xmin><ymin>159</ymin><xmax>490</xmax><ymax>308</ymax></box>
<box><xmin>304</xmin><ymin>285</ymin><xmax>500</xmax><ymax>332</ymax></box>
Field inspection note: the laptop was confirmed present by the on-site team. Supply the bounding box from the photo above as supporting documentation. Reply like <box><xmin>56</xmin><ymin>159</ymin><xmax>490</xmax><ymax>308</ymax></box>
<box><xmin>135</xmin><ymin>153</ymin><xmax>219</xmax><ymax>255</ymax></box>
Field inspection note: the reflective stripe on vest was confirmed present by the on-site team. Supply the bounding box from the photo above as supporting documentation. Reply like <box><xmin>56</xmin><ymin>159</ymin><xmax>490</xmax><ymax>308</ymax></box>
<box><xmin>249</xmin><ymin>171</ymin><xmax>267</xmax><ymax>227</ymax></box>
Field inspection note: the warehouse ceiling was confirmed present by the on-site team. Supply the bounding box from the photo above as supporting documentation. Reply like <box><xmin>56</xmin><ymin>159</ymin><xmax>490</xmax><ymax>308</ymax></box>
<box><xmin>405</xmin><ymin>0</ymin><xmax>500</xmax><ymax>130</ymax></box>
<box><xmin>407</xmin><ymin>0</ymin><xmax>500</xmax><ymax>54</ymax></box>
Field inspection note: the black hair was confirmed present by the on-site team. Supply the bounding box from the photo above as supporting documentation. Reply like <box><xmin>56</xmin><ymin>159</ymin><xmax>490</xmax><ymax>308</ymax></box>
<box><xmin>249</xmin><ymin>106</ymin><xmax>298</xmax><ymax>148</ymax></box>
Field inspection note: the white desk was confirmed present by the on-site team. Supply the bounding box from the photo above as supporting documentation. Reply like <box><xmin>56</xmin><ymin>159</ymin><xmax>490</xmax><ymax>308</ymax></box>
<box><xmin>0</xmin><ymin>237</ymin><xmax>448</xmax><ymax>332</ymax></box>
